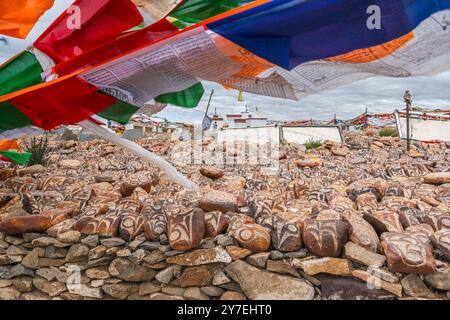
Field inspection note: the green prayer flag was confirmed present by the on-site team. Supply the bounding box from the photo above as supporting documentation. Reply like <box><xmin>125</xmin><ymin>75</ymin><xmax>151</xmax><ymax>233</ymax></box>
<box><xmin>169</xmin><ymin>0</ymin><xmax>245</xmax><ymax>29</ymax></box>
<box><xmin>0</xmin><ymin>101</ymin><xmax>34</xmax><ymax>132</ymax></box>
<box><xmin>155</xmin><ymin>83</ymin><xmax>205</xmax><ymax>108</ymax></box>
<box><xmin>0</xmin><ymin>150</ymin><xmax>32</xmax><ymax>165</ymax></box>
<box><xmin>98</xmin><ymin>100</ymin><xmax>139</xmax><ymax>125</ymax></box>
<box><xmin>0</xmin><ymin>51</ymin><xmax>44</xmax><ymax>96</ymax></box>
<box><xmin>99</xmin><ymin>83</ymin><xmax>204</xmax><ymax>124</ymax></box>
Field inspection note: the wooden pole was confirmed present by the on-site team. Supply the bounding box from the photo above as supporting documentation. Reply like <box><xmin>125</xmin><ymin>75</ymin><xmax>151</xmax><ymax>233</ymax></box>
<box><xmin>404</xmin><ymin>90</ymin><xmax>412</xmax><ymax>151</ymax></box>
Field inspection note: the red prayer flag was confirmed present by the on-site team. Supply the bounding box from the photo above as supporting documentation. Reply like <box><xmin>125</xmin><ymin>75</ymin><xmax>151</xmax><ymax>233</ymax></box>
<box><xmin>8</xmin><ymin>77</ymin><xmax>115</xmax><ymax>130</ymax></box>
<box><xmin>53</xmin><ymin>18</ymin><xmax>178</xmax><ymax>76</ymax></box>
<box><xmin>34</xmin><ymin>0</ymin><xmax>143</xmax><ymax>63</ymax></box>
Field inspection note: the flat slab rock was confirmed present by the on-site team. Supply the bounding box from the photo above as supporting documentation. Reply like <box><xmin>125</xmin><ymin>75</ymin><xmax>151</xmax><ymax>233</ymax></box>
<box><xmin>344</xmin><ymin>242</ymin><xmax>386</xmax><ymax>267</ymax></box>
<box><xmin>166</xmin><ymin>247</ymin><xmax>232</xmax><ymax>266</ymax></box>
<box><xmin>225</xmin><ymin>260</ymin><xmax>315</xmax><ymax>300</ymax></box>
<box><xmin>317</xmin><ymin>274</ymin><xmax>396</xmax><ymax>300</ymax></box>
<box><xmin>298</xmin><ymin>257</ymin><xmax>352</xmax><ymax>276</ymax></box>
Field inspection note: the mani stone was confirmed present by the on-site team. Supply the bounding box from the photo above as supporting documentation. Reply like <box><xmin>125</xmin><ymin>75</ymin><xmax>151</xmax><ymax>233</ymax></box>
<box><xmin>422</xmin><ymin>212</ymin><xmax>450</xmax><ymax>232</ymax></box>
<box><xmin>342</xmin><ymin>210</ymin><xmax>380</xmax><ymax>253</ymax></box>
<box><xmin>167</xmin><ymin>208</ymin><xmax>205</xmax><ymax>251</ymax></box>
<box><xmin>120</xmin><ymin>172</ymin><xmax>158</xmax><ymax>197</ymax></box>
<box><xmin>0</xmin><ymin>215</ymin><xmax>52</xmax><ymax>235</ymax></box>
<box><xmin>431</xmin><ymin>229</ymin><xmax>450</xmax><ymax>261</ymax></box>
<box><xmin>302</xmin><ymin>219</ymin><xmax>348</xmax><ymax>258</ymax></box>
<box><xmin>227</xmin><ymin>214</ymin><xmax>255</xmax><ymax>236</ymax></box>
<box><xmin>204</xmin><ymin>211</ymin><xmax>230</xmax><ymax>238</ymax></box>
<box><xmin>344</xmin><ymin>242</ymin><xmax>386</xmax><ymax>267</ymax></box>
<box><xmin>406</xmin><ymin>224</ymin><xmax>435</xmax><ymax>237</ymax></box>
<box><xmin>398</xmin><ymin>207</ymin><xmax>424</xmax><ymax>228</ymax></box>
<box><xmin>267</xmin><ymin>216</ymin><xmax>302</xmax><ymax>253</ymax></box>
<box><xmin>119</xmin><ymin>214</ymin><xmax>144</xmax><ymax>242</ymax></box>
<box><xmin>79</xmin><ymin>212</ymin><xmax>122</xmax><ymax>238</ymax></box>
<box><xmin>47</xmin><ymin>219</ymin><xmax>76</xmax><ymax>238</ymax></box>
<box><xmin>381</xmin><ymin>231</ymin><xmax>436</xmax><ymax>274</ymax></box>
<box><xmin>363</xmin><ymin>211</ymin><xmax>404</xmax><ymax>236</ymax></box>
<box><xmin>143</xmin><ymin>211</ymin><xmax>167</xmax><ymax>242</ymax></box>
<box><xmin>199</xmin><ymin>191</ymin><xmax>238</xmax><ymax>213</ymax></box>
<box><xmin>298</xmin><ymin>258</ymin><xmax>352</xmax><ymax>276</ymax></box>
<box><xmin>166</xmin><ymin>247</ymin><xmax>232</xmax><ymax>266</ymax></box>
<box><xmin>200</xmin><ymin>166</ymin><xmax>224</xmax><ymax>180</ymax></box>
<box><xmin>423</xmin><ymin>172</ymin><xmax>450</xmax><ymax>185</ymax></box>
<box><xmin>225</xmin><ymin>260</ymin><xmax>315</xmax><ymax>300</ymax></box>
<box><xmin>229</xmin><ymin>223</ymin><xmax>271</xmax><ymax>253</ymax></box>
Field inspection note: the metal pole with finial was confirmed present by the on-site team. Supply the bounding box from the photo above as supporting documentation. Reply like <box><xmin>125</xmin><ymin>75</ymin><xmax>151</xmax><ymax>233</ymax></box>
<box><xmin>404</xmin><ymin>90</ymin><xmax>412</xmax><ymax>151</ymax></box>
<box><xmin>204</xmin><ymin>89</ymin><xmax>215</xmax><ymax>116</ymax></box>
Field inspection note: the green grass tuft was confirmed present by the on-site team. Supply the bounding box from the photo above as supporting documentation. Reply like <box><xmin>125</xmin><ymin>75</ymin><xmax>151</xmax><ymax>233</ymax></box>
<box><xmin>26</xmin><ymin>133</ymin><xmax>49</xmax><ymax>166</ymax></box>
<box><xmin>379</xmin><ymin>127</ymin><xmax>398</xmax><ymax>137</ymax></box>
<box><xmin>304</xmin><ymin>139</ymin><xmax>322</xmax><ymax>150</ymax></box>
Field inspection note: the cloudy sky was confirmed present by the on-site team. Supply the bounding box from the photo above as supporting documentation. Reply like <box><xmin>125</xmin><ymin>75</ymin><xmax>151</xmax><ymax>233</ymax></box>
<box><xmin>1</xmin><ymin>0</ymin><xmax>450</xmax><ymax>124</ymax></box>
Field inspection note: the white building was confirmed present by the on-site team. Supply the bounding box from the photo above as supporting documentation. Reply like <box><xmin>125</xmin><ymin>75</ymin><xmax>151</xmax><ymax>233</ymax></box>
<box><xmin>225</xmin><ymin>103</ymin><xmax>270</xmax><ymax>128</ymax></box>
<box><xmin>211</xmin><ymin>114</ymin><xmax>225</xmax><ymax>130</ymax></box>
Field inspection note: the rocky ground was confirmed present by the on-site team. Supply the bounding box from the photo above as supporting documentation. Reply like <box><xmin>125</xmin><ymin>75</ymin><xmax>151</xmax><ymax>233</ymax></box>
<box><xmin>0</xmin><ymin>130</ymin><xmax>449</xmax><ymax>300</ymax></box>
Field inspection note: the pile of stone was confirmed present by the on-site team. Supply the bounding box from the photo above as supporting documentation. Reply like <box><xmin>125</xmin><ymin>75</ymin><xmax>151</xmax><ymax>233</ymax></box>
<box><xmin>0</xmin><ymin>132</ymin><xmax>449</xmax><ymax>300</ymax></box>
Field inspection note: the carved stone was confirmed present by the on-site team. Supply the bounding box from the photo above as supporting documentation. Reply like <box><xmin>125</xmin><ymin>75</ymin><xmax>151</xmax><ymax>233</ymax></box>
<box><xmin>229</xmin><ymin>223</ymin><xmax>271</xmax><ymax>253</ymax></box>
<box><xmin>142</xmin><ymin>201</ymin><xmax>167</xmax><ymax>242</ymax></box>
<box><xmin>120</xmin><ymin>172</ymin><xmax>159</xmax><ymax>197</ymax></box>
<box><xmin>80</xmin><ymin>212</ymin><xmax>121</xmax><ymax>237</ymax></box>
<box><xmin>381</xmin><ymin>231</ymin><xmax>436</xmax><ymax>274</ymax></box>
<box><xmin>363</xmin><ymin>210</ymin><xmax>404</xmax><ymax>236</ymax></box>
<box><xmin>342</xmin><ymin>210</ymin><xmax>380</xmax><ymax>253</ymax></box>
<box><xmin>199</xmin><ymin>191</ymin><xmax>238</xmax><ymax>213</ymax></box>
<box><xmin>204</xmin><ymin>211</ymin><xmax>231</xmax><ymax>238</ymax></box>
<box><xmin>302</xmin><ymin>219</ymin><xmax>348</xmax><ymax>257</ymax></box>
<box><xmin>431</xmin><ymin>229</ymin><xmax>450</xmax><ymax>261</ymax></box>
<box><xmin>167</xmin><ymin>208</ymin><xmax>205</xmax><ymax>251</ymax></box>
<box><xmin>266</xmin><ymin>215</ymin><xmax>302</xmax><ymax>252</ymax></box>
<box><xmin>119</xmin><ymin>214</ymin><xmax>145</xmax><ymax>241</ymax></box>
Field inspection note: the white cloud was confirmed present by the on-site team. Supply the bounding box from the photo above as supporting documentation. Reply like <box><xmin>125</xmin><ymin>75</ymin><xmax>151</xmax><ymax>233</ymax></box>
<box><xmin>158</xmin><ymin>71</ymin><xmax>450</xmax><ymax>123</ymax></box>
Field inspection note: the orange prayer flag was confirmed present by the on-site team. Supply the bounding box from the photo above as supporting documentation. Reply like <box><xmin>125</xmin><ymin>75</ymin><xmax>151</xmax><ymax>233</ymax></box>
<box><xmin>0</xmin><ymin>139</ymin><xmax>20</xmax><ymax>151</ymax></box>
<box><xmin>0</xmin><ymin>0</ymin><xmax>55</xmax><ymax>39</ymax></box>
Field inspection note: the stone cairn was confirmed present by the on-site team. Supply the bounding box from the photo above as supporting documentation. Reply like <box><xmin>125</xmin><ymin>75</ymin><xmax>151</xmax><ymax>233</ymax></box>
<box><xmin>0</xmin><ymin>131</ymin><xmax>449</xmax><ymax>300</ymax></box>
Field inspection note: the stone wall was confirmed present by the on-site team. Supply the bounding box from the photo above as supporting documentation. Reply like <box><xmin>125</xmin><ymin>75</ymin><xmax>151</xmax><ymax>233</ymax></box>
<box><xmin>1</xmin><ymin>229</ymin><xmax>449</xmax><ymax>300</ymax></box>
<box><xmin>0</xmin><ymin>232</ymin><xmax>317</xmax><ymax>300</ymax></box>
